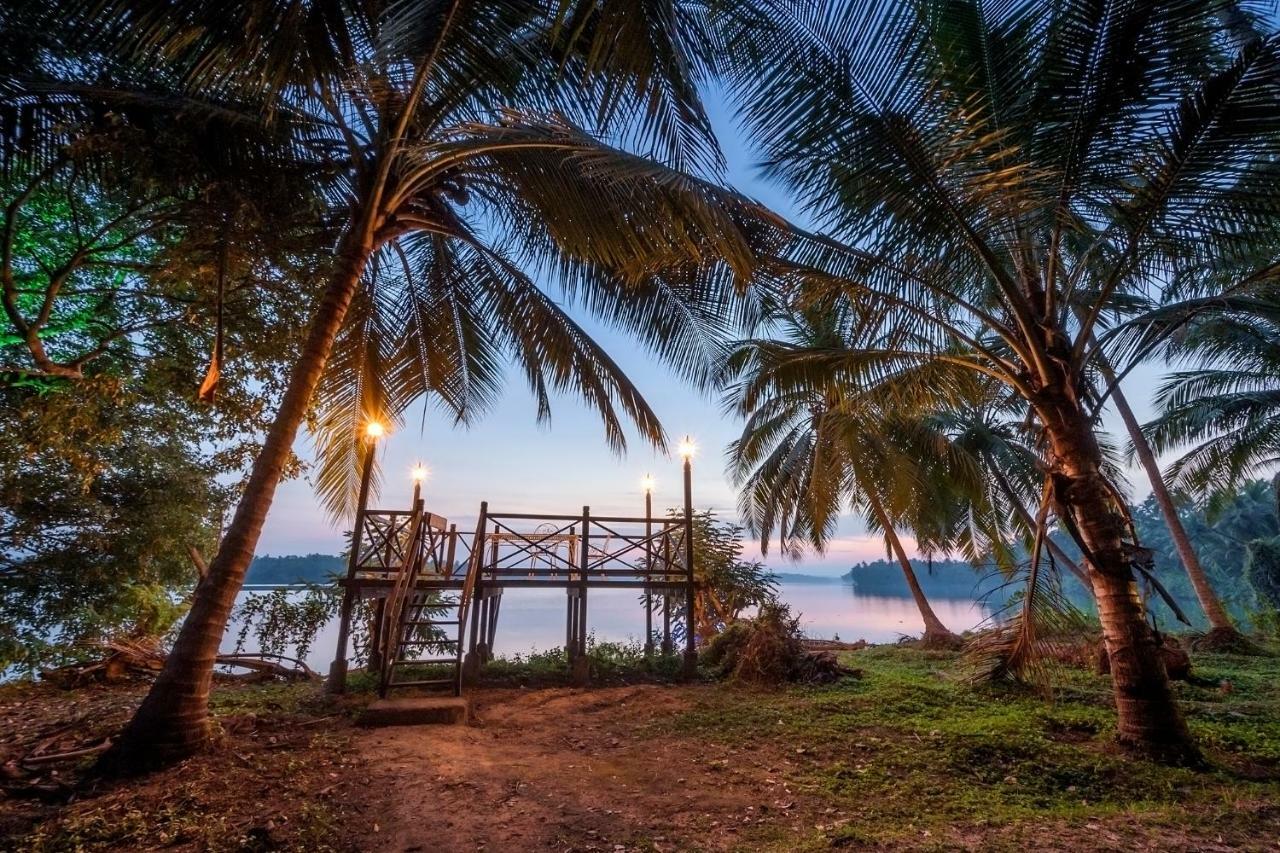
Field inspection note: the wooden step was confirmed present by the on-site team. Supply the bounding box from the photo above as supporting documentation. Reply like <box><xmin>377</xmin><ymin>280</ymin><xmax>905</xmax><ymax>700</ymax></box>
<box><xmin>359</xmin><ymin>696</ymin><xmax>470</xmax><ymax>727</ymax></box>
<box><xmin>391</xmin><ymin>657</ymin><xmax>460</xmax><ymax>666</ymax></box>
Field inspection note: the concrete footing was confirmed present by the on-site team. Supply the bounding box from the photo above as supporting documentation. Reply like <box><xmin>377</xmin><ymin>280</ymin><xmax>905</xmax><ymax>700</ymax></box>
<box><xmin>358</xmin><ymin>696</ymin><xmax>472</xmax><ymax>727</ymax></box>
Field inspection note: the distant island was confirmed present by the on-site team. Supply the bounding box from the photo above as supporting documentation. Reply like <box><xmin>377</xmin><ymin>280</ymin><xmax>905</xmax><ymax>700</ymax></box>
<box><xmin>841</xmin><ymin>558</ymin><xmax>1014</xmax><ymax>603</ymax></box>
<box><xmin>245</xmin><ymin>553</ymin><xmax>346</xmax><ymax>585</ymax></box>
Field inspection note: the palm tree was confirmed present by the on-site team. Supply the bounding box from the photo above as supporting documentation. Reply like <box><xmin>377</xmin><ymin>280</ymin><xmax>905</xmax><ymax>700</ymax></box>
<box><xmin>723</xmin><ymin>311</ymin><xmax>988</xmax><ymax>648</ymax></box>
<box><xmin>1142</xmin><ymin>296</ymin><xmax>1280</xmax><ymax>506</ymax></box>
<box><xmin>718</xmin><ymin>0</ymin><xmax>1280</xmax><ymax>761</ymax></box>
<box><xmin>28</xmin><ymin>0</ymin><xmax>783</xmax><ymax>772</ymax></box>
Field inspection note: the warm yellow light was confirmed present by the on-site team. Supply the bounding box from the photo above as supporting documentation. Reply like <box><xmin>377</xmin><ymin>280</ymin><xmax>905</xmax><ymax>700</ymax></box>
<box><xmin>411</xmin><ymin>463</ymin><xmax>429</xmax><ymax>483</ymax></box>
<box><xmin>364</xmin><ymin>420</ymin><xmax>386</xmax><ymax>439</ymax></box>
<box><xmin>677</xmin><ymin>436</ymin><xmax>696</xmax><ymax>461</ymax></box>
<box><xmin>641</xmin><ymin>473</ymin><xmax>655</xmax><ymax>494</ymax></box>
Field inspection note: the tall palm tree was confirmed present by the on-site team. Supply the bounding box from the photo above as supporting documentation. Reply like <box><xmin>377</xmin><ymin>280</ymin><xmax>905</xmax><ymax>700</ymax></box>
<box><xmin>723</xmin><ymin>311</ymin><xmax>993</xmax><ymax>648</ymax></box>
<box><xmin>718</xmin><ymin>0</ymin><xmax>1280</xmax><ymax>761</ymax></box>
<box><xmin>25</xmin><ymin>0</ymin><xmax>784</xmax><ymax>772</ymax></box>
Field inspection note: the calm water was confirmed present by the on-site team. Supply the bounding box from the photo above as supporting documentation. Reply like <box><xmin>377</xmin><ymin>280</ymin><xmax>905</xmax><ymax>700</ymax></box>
<box><xmin>223</xmin><ymin>579</ymin><xmax>989</xmax><ymax>671</ymax></box>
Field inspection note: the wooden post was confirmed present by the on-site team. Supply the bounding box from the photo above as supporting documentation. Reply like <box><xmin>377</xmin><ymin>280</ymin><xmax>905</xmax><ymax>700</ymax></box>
<box><xmin>570</xmin><ymin>506</ymin><xmax>591</xmax><ymax>684</ymax></box>
<box><xmin>565</xmin><ymin>524</ymin><xmax>578</xmax><ymax>663</ymax></box>
<box><xmin>463</xmin><ymin>502</ymin><xmax>488</xmax><ymax>681</ymax></box>
<box><xmin>682</xmin><ymin>456</ymin><xmax>697</xmax><ymax>677</ymax></box>
<box><xmin>662</xmin><ymin>524</ymin><xmax>673</xmax><ymax>654</ymax></box>
<box><xmin>566</xmin><ymin>588</ymin><xmax>576</xmax><ymax>658</ymax></box>
<box><xmin>326</xmin><ymin>440</ymin><xmax>377</xmax><ymax>693</ymax></box>
<box><xmin>445</xmin><ymin>523</ymin><xmax>457</xmax><ymax>578</ymax></box>
<box><xmin>644</xmin><ymin>488</ymin><xmax>654</xmax><ymax>657</ymax></box>
<box><xmin>487</xmin><ymin>589</ymin><xmax>502</xmax><ymax>653</ymax></box>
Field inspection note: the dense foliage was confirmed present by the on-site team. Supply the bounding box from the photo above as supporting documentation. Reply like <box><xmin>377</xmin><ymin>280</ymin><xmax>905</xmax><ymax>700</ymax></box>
<box><xmin>1134</xmin><ymin>482</ymin><xmax>1280</xmax><ymax>630</ymax></box>
<box><xmin>0</xmin><ymin>80</ymin><xmax>319</xmax><ymax>672</ymax></box>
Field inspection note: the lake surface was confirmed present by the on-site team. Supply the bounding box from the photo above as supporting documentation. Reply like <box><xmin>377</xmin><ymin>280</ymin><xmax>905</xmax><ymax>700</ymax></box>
<box><xmin>224</xmin><ymin>579</ymin><xmax>990</xmax><ymax>671</ymax></box>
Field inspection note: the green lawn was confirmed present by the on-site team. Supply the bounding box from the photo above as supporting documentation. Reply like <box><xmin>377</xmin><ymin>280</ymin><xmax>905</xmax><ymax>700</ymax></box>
<box><xmin>655</xmin><ymin>644</ymin><xmax>1280</xmax><ymax>850</ymax></box>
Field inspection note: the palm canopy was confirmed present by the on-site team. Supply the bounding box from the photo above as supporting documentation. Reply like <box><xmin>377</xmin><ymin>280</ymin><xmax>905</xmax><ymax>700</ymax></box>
<box><xmin>12</xmin><ymin>0</ymin><xmax>792</xmax><ymax>518</ymax></box>
<box><xmin>1141</xmin><ymin>292</ymin><xmax>1280</xmax><ymax>499</ymax></box>
<box><xmin>716</xmin><ymin>0</ymin><xmax>1280</xmax><ymax>422</ymax></box>
<box><xmin>722</xmin><ymin>306</ymin><xmax>997</xmax><ymax>564</ymax></box>
<box><xmin>312</xmin><ymin>109</ymin><xmax>785</xmax><ymax>517</ymax></box>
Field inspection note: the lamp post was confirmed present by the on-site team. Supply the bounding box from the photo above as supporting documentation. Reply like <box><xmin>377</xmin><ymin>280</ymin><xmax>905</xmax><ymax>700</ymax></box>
<box><xmin>641</xmin><ymin>474</ymin><xmax>655</xmax><ymax>657</ymax></box>
<box><xmin>326</xmin><ymin>419</ymin><xmax>386</xmax><ymax>693</ymax></box>
<box><xmin>677</xmin><ymin>436</ymin><xmax>697</xmax><ymax>677</ymax></box>
<box><xmin>411</xmin><ymin>463</ymin><xmax>429</xmax><ymax>504</ymax></box>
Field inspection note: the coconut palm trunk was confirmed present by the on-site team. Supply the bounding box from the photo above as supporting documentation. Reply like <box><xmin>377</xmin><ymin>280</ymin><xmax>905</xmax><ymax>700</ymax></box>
<box><xmin>1036</xmin><ymin>388</ymin><xmax>1197</xmax><ymax>763</ymax></box>
<box><xmin>99</xmin><ymin>230</ymin><xmax>376</xmax><ymax>772</ymax></box>
<box><xmin>1085</xmin><ymin>321</ymin><xmax>1242</xmax><ymax>644</ymax></box>
<box><xmin>864</xmin><ymin>490</ymin><xmax>956</xmax><ymax>647</ymax></box>
<box><xmin>1109</xmin><ymin>381</ymin><xmax>1242</xmax><ymax>645</ymax></box>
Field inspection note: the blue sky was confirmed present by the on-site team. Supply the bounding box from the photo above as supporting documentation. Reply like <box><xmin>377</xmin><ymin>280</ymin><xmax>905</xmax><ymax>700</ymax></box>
<box><xmin>256</xmin><ymin>89</ymin><xmax>1167</xmax><ymax>575</ymax></box>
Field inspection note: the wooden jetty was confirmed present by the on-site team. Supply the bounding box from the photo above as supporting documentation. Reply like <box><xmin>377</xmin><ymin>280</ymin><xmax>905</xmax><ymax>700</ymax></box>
<box><xmin>325</xmin><ymin>499</ymin><xmax>697</xmax><ymax>697</ymax></box>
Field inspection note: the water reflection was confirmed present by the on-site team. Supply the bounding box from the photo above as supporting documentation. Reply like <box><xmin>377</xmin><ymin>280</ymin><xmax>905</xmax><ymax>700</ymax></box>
<box><xmin>224</xmin><ymin>579</ymin><xmax>989</xmax><ymax>671</ymax></box>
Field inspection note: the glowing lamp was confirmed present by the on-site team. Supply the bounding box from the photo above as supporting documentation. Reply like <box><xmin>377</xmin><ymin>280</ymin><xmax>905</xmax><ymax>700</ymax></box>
<box><xmin>676</xmin><ymin>436</ymin><xmax>696</xmax><ymax>461</ymax></box>
<box><xmin>364</xmin><ymin>420</ymin><xmax>386</xmax><ymax>440</ymax></box>
<box><xmin>411</xmin><ymin>463</ymin><xmax>429</xmax><ymax>483</ymax></box>
<box><xmin>641</xmin><ymin>473</ymin><xmax>655</xmax><ymax>494</ymax></box>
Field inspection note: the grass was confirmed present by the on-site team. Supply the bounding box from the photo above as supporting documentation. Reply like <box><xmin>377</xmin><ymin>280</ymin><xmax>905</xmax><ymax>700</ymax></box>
<box><xmin>655</xmin><ymin>644</ymin><xmax>1280</xmax><ymax>850</ymax></box>
<box><xmin>479</xmin><ymin>636</ymin><xmax>687</xmax><ymax>685</ymax></box>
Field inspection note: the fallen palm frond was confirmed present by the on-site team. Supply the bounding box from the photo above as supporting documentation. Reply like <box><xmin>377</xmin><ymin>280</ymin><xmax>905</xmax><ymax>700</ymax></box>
<box><xmin>702</xmin><ymin>602</ymin><xmax>861</xmax><ymax>685</ymax></box>
<box><xmin>964</xmin><ymin>558</ymin><xmax>1097</xmax><ymax>691</ymax></box>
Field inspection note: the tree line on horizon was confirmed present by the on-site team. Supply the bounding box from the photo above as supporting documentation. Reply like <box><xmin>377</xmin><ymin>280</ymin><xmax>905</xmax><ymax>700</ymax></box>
<box><xmin>3</xmin><ymin>0</ymin><xmax>1280</xmax><ymax>771</ymax></box>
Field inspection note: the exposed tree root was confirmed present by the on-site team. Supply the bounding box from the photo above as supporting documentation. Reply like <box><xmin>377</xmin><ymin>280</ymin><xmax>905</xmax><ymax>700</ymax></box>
<box><xmin>918</xmin><ymin>630</ymin><xmax>965</xmax><ymax>651</ymax></box>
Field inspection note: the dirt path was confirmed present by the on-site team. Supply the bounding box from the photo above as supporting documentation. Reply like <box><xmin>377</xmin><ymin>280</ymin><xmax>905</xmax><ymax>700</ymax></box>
<box><xmin>356</xmin><ymin>685</ymin><xmax>812</xmax><ymax>852</ymax></box>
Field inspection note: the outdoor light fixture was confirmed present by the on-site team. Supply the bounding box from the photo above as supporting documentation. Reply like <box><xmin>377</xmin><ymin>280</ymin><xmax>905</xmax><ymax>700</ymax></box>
<box><xmin>641</xmin><ymin>473</ymin><xmax>655</xmax><ymax>494</ymax></box>
<box><xmin>411</xmin><ymin>463</ymin><xmax>429</xmax><ymax>483</ymax></box>
<box><xmin>364</xmin><ymin>420</ymin><xmax>386</xmax><ymax>440</ymax></box>
<box><xmin>676</xmin><ymin>436</ymin><xmax>696</xmax><ymax>461</ymax></box>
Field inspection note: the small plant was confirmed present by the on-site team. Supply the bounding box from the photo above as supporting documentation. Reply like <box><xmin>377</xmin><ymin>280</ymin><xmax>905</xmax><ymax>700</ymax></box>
<box><xmin>647</xmin><ymin>509</ymin><xmax>779</xmax><ymax>643</ymax></box>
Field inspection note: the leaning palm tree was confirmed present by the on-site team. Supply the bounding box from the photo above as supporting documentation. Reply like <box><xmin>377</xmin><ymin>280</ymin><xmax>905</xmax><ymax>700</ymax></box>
<box><xmin>31</xmin><ymin>0</ymin><xmax>784</xmax><ymax>771</ymax></box>
<box><xmin>1087</xmin><ymin>330</ymin><xmax>1246</xmax><ymax>647</ymax></box>
<box><xmin>719</xmin><ymin>0</ymin><xmax>1280</xmax><ymax>761</ymax></box>
<box><xmin>723</xmin><ymin>311</ymin><xmax>994</xmax><ymax>648</ymax></box>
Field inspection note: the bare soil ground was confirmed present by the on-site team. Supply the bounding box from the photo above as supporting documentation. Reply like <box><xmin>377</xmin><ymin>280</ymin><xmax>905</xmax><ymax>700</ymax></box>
<box><xmin>360</xmin><ymin>685</ymin><xmax>827</xmax><ymax>852</ymax></box>
<box><xmin>354</xmin><ymin>684</ymin><xmax>1280</xmax><ymax>853</ymax></box>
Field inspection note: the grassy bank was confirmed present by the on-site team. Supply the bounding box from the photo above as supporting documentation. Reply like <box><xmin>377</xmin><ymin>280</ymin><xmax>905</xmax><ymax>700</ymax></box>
<box><xmin>2</xmin><ymin>644</ymin><xmax>1277</xmax><ymax>851</ymax></box>
<box><xmin>656</xmin><ymin>644</ymin><xmax>1280</xmax><ymax>850</ymax></box>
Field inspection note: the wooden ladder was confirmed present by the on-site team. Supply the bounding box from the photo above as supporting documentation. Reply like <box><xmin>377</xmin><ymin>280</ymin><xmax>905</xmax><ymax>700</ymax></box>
<box><xmin>378</xmin><ymin>504</ymin><xmax>460</xmax><ymax>697</ymax></box>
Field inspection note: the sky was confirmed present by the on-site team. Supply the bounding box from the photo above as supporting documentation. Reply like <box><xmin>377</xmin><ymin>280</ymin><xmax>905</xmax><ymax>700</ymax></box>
<box><xmin>255</xmin><ymin>89</ymin><xmax>1168</xmax><ymax>576</ymax></box>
